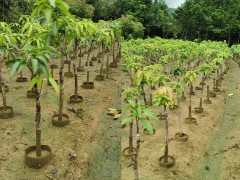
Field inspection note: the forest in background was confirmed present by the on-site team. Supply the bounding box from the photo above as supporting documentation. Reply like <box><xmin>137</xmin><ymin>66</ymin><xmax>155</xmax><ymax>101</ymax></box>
<box><xmin>1</xmin><ymin>0</ymin><xmax>240</xmax><ymax>45</ymax></box>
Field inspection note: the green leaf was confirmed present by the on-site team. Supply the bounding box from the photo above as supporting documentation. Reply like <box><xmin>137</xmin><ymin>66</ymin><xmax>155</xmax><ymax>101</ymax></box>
<box><xmin>52</xmin><ymin>20</ymin><xmax>58</xmax><ymax>36</ymax></box>
<box><xmin>31</xmin><ymin>59</ymin><xmax>38</xmax><ymax>75</ymax></box>
<box><xmin>49</xmin><ymin>0</ymin><xmax>56</xmax><ymax>8</ymax></box>
<box><xmin>38</xmin><ymin>55</ymin><xmax>48</xmax><ymax>66</ymax></box>
<box><xmin>121</xmin><ymin>116</ymin><xmax>134</xmax><ymax>125</ymax></box>
<box><xmin>5</xmin><ymin>59</ymin><xmax>17</xmax><ymax>68</ymax></box>
<box><xmin>33</xmin><ymin>0</ymin><xmax>45</xmax><ymax>6</ymax></box>
<box><xmin>10</xmin><ymin>61</ymin><xmax>20</xmax><ymax>78</ymax></box>
<box><xmin>128</xmin><ymin>99</ymin><xmax>135</xmax><ymax>107</ymax></box>
<box><xmin>61</xmin><ymin>1</ymin><xmax>70</xmax><ymax>11</ymax></box>
<box><xmin>48</xmin><ymin>77</ymin><xmax>59</xmax><ymax>93</ymax></box>
<box><xmin>141</xmin><ymin>118</ymin><xmax>154</xmax><ymax>136</ymax></box>
<box><xmin>44</xmin><ymin>8</ymin><xmax>52</xmax><ymax>23</ymax></box>
<box><xmin>143</xmin><ymin>109</ymin><xmax>159</xmax><ymax>120</ymax></box>
<box><xmin>45</xmin><ymin>92</ymin><xmax>59</xmax><ymax>106</ymax></box>
<box><xmin>36</xmin><ymin>76</ymin><xmax>43</xmax><ymax>89</ymax></box>
<box><xmin>17</xmin><ymin>62</ymin><xmax>27</xmax><ymax>73</ymax></box>
<box><xmin>30</xmin><ymin>77</ymin><xmax>37</xmax><ymax>90</ymax></box>
<box><xmin>39</xmin><ymin>62</ymin><xmax>49</xmax><ymax>78</ymax></box>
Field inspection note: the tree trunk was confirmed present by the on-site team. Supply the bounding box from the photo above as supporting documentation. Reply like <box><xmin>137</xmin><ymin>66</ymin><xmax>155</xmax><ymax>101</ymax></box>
<box><xmin>100</xmin><ymin>64</ymin><xmax>103</xmax><ymax>76</ymax></box>
<box><xmin>228</xmin><ymin>30</ymin><xmax>231</xmax><ymax>47</ymax></box>
<box><xmin>163</xmin><ymin>105</ymin><xmax>169</xmax><ymax>163</ymax></box>
<box><xmin>58</xmin><ymin>48</ymin><xmax>65</xmax><ymax>121</ymax></box>
<box><xmin>87</xmin><ymin>71</ymin><xmax>90</xmax><ymax>84</ymax></box>
<box><xmin>200</xmin><ymin>77</ymin><xmax>204</xmax><ymax>108</ymax></box>
<box><xmin>106</xmin><ymin>55</ymin><xmax>109</xmax><ymax>79</ymax></box>
<box><xmin>182</xmin><ymin>92</ymin><xmax>185</xmax><ymax>99</ymax></box>
<box><xmin>0</xmin><ymin>68</ymin><xmax>7</xmax><ymax>109</ymax></box>
<box><xmin>132</xmin><ymin>99</ymin><xmax>140</xmax><ymax>180</ymax></box>
<box><xmin>188</xmin><ymin>84</ymin><xmax>192</xmax><ymax>119</ymax></box>
<box><xmin>142</xmin><ymin>85</ymin><xmax>147</xmax><ymax>105</ymax></box>
<box><xmin>207</xmin><ymin>85</ymin><xmax>210</xmax><ymax>100</ymax></box>
<box><xmin>128</xmin><ymin>120</ymin><xmax>133</xmax><ymax>153</ymax></box>
<box><xmin>112</xmin><ymin>38</ymin><xmax>115</xmax><ymax>62</ymax></box>
<box><xmin>78</xmin><ymin>47</ymin><xmax>82</xmax><ymax>67</ymax></box>
<box><xmin>35</xmin><ymin>86</ymin><xmax>41</xmax><ymax>157</ymax></box>
<box><xmin>177</xmin><ymin>99</ymin><xmax>182</xmax><ymax>133</ymax></box>
<box><xmin>73</xmin><ymin>41</ymin><xmax>78</xmax><ymax>99</ymax></box>
<box><xmin>213</xmin><ymin>78</ymin><xmax>216</xmax><ymax>89</ymax></box>
<box><xmin>149</xmin><ymin>93</ymin><xmax>152</xmax><ymax>106</ymax></box>
<box><xmin>68</xmin><ymin>61</ymin><xmax>71</xmax><ymax>73</ymax></box>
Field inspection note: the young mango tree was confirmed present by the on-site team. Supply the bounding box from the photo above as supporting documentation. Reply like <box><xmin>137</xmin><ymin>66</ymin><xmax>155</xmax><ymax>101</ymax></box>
<box><xmin>64</xmin><ymin>18</ymin><xmax>85</xmax><ymax>103</ymax></box>
<box><xmin>6</xmin><ymin>44</ymin><xmax>59</xmax><ymax>168</ymax></box>
<box><xmin>195</xmin><ymin>63</ymin><xmax>213</xmax><ymax>112</ymax></box>
<box><xmin>121</xmin><ymin>99</ymin><xmax>158</xmax><ymax>180</ymax></box>
<box><xmin>151</xmin><ymin>74</ymin><xmax>170</xmax><ymax>118</ymax></box>
<box><xmin>31</xmin><ymin>0</ymin><xmax>72</xmax><ymax>127</ymax></box>
<box><xmin>184</xmin><ymin>71</ymin><xmax>197</xmax><ymax>124</ymax></box>
<box><xmin>122</xmin><ymin>87</ymin><xmax>140</xmax><ymax>156</ymax></box>
<box><xmin>153</xmin><ymin>86</ymin><xmax>175</xmax><ymax>168</ymax></box>
<box><xmin>172</xmin><ymin>81</ymin><xmax>188</xmax><ymax>142</ymax></box>
<box><xmin>135</xmin><ymin>67</ymin><xmax>153</xmax><ymax>105</ymax></box>
<box><xmin>0</xmin><ymin>22</ymin><xmax>16</xmax><ymax>119</ymax></box>
<box><xmin>170</xmin><ymin>65</ymin><xmax>186</xmax><ymax>100</ymax></box>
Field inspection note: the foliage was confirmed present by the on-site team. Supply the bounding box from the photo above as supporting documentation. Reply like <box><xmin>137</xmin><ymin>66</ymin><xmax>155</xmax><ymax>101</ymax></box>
<box><xmin>153</xmin><ymin>86</ymin><xmax>174</xmax><ymax>107</ymax></box>
<box><xmin>119</xmin><ymin>15</ymin><xmax>145</xmax><ymax>39</ymax></box>
<box><xmin>121</xmin><ymin>99</ymin><xmax>158</xmax><ymax>135</ymax></box>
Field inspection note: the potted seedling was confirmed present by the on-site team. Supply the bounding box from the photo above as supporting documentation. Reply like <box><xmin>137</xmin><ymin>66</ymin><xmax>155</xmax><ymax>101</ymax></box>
<box><xmin>50</xmin><ymin>55</ymin><xmax>58</xmax><ymax>69</ymax></box>
<box><xmin>195</xmin><ymin>63</ymin><xmax>213</xmax><ymax>113</ymax></box>
<box><xmin>184</xmin><ymin>71</ymin><xmax>197</xmax><ymax>124</ymax></box>
<box><xmin>172</xmin><ymin>81</ymin><xmax>188</xmax><ymax>142</ymax></box>
<box><xmin>95</xmin><ymin>64</ymin><xmax>105</xmax><ymax>81</ymax></box>
<box><xmin>16</xmin><ymin>71</ymin><xmax>28</xmax><ymax>82</ymax></box>
<box><xmin>0</xmin><ymin>68</ymin><xmax>13</xmax><ymax>119</ymax></box>
<box><xmin>0</xmin><ymin>25</ymin><xmax>16</xmax><ymax>118</ymax></box>
<box><xmin>77</xmin><ymin>45</ymin><xmax>84</xmax><ymax>72</ymax></box>
<box><xmin>153</xmin><ymin>86</ymin><xmax>175</xmax><ymax>168</ymax></box>
<box><xmin>151</xmin><ymin>74</ymin><xmax>170</xmax><ymax>119</ymax></box>
<box><xmin>30</xmin><ymin>0</ymin><xmax>73</xmax><ymax>128</ymax></box>
<box><xmin>169</xmin><ymin>66</ymin><xmax>185</xmax><ymax>110</ymax></box>
<box><xmin>121</xmin><ymin>99</ymin><xmax>158</xmax><ymax>179</ymax></box>
<box><xmin>91</xmin><ymin>52</ymin><xmax>97</xmax><ymax>62</ymax></box>
<box><xmin>64</xmin><ymin>56</ymin><xmax>74</xmax><ymax>77</ymax></box>
<box><xmin>135</xmin><ymin>68</ymin><xmax>153</xmax><ymax>105</ymax></box>
<box><xmin>82</xmin><ymin>43</ymin><xmax>94</xmax><ymax>88</ymax></box>
<box><xmin>69</xmin><ymin>40</ymin><xmax>83</xmax><ymax>103</ymax></box>
<box><xmin>6</xmin><ymin>44</ymin><xmax>59</xmax><ymax>168</ymax></box>
<box><xmin>109</xmin><ymin>37</ymin><xmax>118</xmax><ymax>68</ymax></box>
<box><xmin>121</xmin><ymin>87</ymin><xmax>140</xmax><ymax>155</ymax></box>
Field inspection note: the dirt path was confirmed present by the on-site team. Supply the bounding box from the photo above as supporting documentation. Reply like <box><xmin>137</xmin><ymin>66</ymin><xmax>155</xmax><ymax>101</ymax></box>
<box><xmin>196</xmin><ymin>59</ymin><xmax>240</xmax><ymax>180</ymax></box>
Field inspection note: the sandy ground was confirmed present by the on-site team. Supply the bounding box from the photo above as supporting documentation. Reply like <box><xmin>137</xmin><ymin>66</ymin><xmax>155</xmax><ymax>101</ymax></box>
<box><xmin>121</xmin><ymin>59</ymin><xmax>240</xmax><ymax>179</ymax></box>
<box><xmin>0</xmin><ymin>46</ymin><xmax>121</xmax><ymax>179</ymax></box>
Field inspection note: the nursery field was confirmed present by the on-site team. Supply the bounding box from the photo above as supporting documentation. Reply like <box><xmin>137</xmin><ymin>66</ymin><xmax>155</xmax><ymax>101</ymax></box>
<box><xmin>121</xmin><ymin>59</ymin><xmax>240</xmax><ymax>180</ymax></box>
<box><xmin>0</xmin><ymin>46</ymin><xmax>122</xmax><ymax>179</ymax></box>
<box><xmin>2</xmin><ymin>1</ymin><xmax>240</xmax><ymax>179</ymax></box>
<box><xmin>120</xmin><ymin>37</ymin><xmax>240</xmax><ymax>179</ymax></box>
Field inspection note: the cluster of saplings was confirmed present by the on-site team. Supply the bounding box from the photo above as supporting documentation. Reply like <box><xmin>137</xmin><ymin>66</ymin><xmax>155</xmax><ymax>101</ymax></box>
<box><xmin>121</xmin><ymin>37</ymin><xmax>237</xmax><ymax>179</ymax></box>
<box><xmin>0</xmin><ymin>0</ymin><xmax>121</xmax><ymax>169</ymax></box>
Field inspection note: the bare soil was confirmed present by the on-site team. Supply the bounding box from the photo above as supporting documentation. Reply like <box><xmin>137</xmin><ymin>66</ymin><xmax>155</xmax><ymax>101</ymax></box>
<box><xmin>0</xmin><ymin>47</ymin><xmax>121</xmax><ymax>179</ymax></box>
<box><xmin>121</xmin><ymin>60</ymin><xmax>240</xmax><ymax>179</ymax></box>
